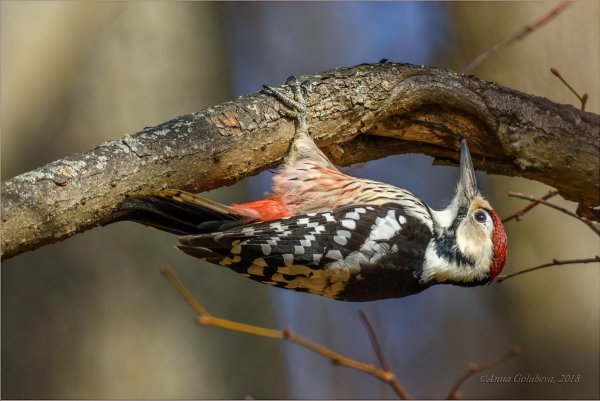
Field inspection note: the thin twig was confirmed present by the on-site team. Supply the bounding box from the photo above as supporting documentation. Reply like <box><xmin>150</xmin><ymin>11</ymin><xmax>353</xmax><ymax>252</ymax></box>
<box><xmin>282</xmin><ymin>328</ymin><xmax>390</xmax><ymax>379</ymax></box>
<box><xmin>446</xmin><ymin>346</ymin><xmax>521</xmax><ymax>400</ymax></box>
<box><xmin>496</xmin><ymin>256</ymin><xmax>600</xmax><ymax>283</ymax></box>
<box><xmin>161</xmin><ymin>265</ymin><xmax>405</xmax><ymax>398</ymax></box>
<box><xmin>359</xmin><ymin>309</ymin><xmax>411</xmax><ymax>399</ymax></box>
<box><xmin>462</xmin><ymin>1</ymin><xmax>574</xmax><ymax>74</ymax></box>
<box><xmin>502</xmin><ymin>190</ymin><xmax>559</xmax><ymax>223</ymax></box>
<box><xmin>163</xmin><ymin>265</ymin><xmax>525</xmax><ymax>399</ymax></box>
<box><xmin>550</xmin><ymin>68</ymin><xmax>589</xmax><ymax>111</ymax></box>
<box><xmin>508</xmin><ymin>192</ymin><xmax>600</xmax><ymax>235</ymax></box>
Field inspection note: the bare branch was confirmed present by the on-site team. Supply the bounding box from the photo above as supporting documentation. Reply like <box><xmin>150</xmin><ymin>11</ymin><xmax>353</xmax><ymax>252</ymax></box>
<box><xmin>550</xmin><ymin>68</ymin><xmax>589</xmax><ymax>111</ymax></box>
<box><xmin>508</xmin><ymin>192</ymin><xmax>600</xmax><ymax>235</ymax></box>
<box><xmin>359</xmin><ymin>309</ymin><xmax>411</xmax><ymax>399</ymax></box>
<box><xmin>446</xmin><ymin>346</ymin><xmax>521</xmax><ymax>399</ymax></box>
<box><xmin>2</xmin><ymin>62</ymin><xmax>599</xmax><ymax>260</ymax></box>
<box><xmin>499</xmin><ymin>191</ymin><xmax>599</xmax><ymax>282</ymax></box>
<box><xmin>496</xmin><ymin>256</ymin><xmax>600</xmax><ymax>283</ymax></box>
<box><xmin>502</xmin><ymin>190</ymin><xmax>559</xmax><ymax>223</ymax></box>
<box><xmin>161</xmin><ymin>265</ymin><xmax>407</xmax><ymax>398</ymax></box>
<box><xmin>358</xmin><ymin>310</ymin><xmax>393</xmax><ymax>373</ymax></box>
<box><xmin>462</xmin><ymin>1</ymin><xmax>574</xmax><ymax>74</ymax></box>
<box><xmin>163</xmin><ymin>265</ymin><xmax>531</xmax><ymax>399</ymax></box>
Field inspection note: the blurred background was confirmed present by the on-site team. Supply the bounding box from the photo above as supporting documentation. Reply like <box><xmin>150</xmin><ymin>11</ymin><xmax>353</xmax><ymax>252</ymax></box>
<box><xmin>1</xmin><ymin>1</ymin><xmax>598</xmax><ymax>399</ymax></box>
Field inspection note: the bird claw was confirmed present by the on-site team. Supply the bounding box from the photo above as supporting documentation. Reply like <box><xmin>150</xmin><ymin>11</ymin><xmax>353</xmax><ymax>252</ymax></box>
<box><xmin>261</xmin><ymin>76</ymin><xmax>312</xmax><ymax>125</ymax></box>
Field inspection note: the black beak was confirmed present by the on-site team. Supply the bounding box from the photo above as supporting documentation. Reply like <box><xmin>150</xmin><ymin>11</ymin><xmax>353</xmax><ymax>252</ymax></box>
<box><xmin>458</xmin><ymin>139</ymin><xmax>479</xmax><ymax>201</ymax></box>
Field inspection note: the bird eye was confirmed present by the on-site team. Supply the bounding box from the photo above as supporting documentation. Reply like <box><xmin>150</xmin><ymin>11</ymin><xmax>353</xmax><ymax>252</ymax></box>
<box><xmin>474</xmin><ymin>210</ymin><xmax>487</xmax><ymax>223</ymax></box>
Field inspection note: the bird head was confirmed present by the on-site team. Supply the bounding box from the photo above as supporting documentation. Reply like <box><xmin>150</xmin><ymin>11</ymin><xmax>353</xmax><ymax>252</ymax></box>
<box><xmin>427</xmin><ymin>140</ymin><xmax>508</xmax><ymax>285</ymax></box>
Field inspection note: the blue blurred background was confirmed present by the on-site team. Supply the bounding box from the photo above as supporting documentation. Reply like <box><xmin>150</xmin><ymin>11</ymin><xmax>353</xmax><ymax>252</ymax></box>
<box><xmin>2</xmin><ymin>2</ymin><xmax>598</xmax><ymax>399</ymax></box>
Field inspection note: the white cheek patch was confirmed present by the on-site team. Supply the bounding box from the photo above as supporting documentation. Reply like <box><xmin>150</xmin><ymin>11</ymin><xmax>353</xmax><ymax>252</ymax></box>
<box><xmin>457</xmin><ymin>233</ymin><xmax>484</xmax><ymax>259</ymax></box>
<box><xmin>456</xmin><ymin>219</ymin><xmax>493</xmax><ymax>262</ymax></box>
<box><xmin>423</xmin><ymin>218</ymin><xmax>494</xmax><ymax>284</ymax></box>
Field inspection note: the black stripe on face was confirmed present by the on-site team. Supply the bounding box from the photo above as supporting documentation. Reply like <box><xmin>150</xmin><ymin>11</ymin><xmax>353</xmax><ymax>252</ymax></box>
<box><xmin>435</xmin><ymin>206</ymin><xmax>474</xmax><ymax>266</ymax></box>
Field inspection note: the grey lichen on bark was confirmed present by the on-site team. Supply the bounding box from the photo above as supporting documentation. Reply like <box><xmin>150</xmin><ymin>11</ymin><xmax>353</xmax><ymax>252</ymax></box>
<box><xmin>2</xmin><ymin>62</ymin><xmax>598</xmax><ymax>260</ymax></box>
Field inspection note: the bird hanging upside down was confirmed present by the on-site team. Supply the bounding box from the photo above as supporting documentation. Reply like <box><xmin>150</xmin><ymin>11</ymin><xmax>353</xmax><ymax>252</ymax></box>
<box><xmin>115</xmin><ymin>77</ymin><xmax>507</xmax><ymax>301</ymax></box>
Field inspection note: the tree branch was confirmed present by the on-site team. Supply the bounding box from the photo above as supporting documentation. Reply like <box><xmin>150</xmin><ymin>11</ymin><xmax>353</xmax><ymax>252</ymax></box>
<box><xmin>359</xmin><ymin>309</ymin><xmax>411</xmax><ymax>399</ymax></box>
<box><xmin>161</xmin><ymin>265</ymin><xmax>406</xmax><ymax>397</ymax></box>
<box><xmin>462</xmin><ymin>1</ymin><xmax>574</xmax><ymax>74</ymax></box>
<box><xmin>496</xmin><ymin>256</ymin><xmax>600</xmax><ymax>282</ymax></box>
<box><xmin>2</xmin><ymin>62</ymin><xmax>598</xmax><ymax>260</ymax></box>
<box><xmin>164</xmin><ymin>264</ymin><xmax>521</xmax><ymax>399</ymax></box>
<box><xmin>508</xmin><ymin>192</ymin><xmax>600</xmax><ymax>235</ymax></box>
<box><xmin>502</xmin><ymin>190</ymin><xmax>559</xmax><ymax>223</ymax></box>
<box><xmin>550</xmin><ymin>68</ymin><xmax>589</xmax><ymax>111</ymax></box>
<box><xmin>446</xmin><ymin>346</ymin><xmax>521</xmax><ymax>399</ymax></box>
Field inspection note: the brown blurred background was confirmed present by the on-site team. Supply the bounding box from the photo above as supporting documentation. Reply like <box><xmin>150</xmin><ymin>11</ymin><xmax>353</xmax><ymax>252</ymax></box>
<box><xmin>1</xmin><ymin>2</ymin><xmax>598</xmax><ymax>399</ymax></box>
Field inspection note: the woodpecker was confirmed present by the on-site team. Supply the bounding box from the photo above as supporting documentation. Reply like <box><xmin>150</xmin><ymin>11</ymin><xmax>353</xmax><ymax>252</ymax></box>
<box><xmin>115</xmin><ymin>77</ymin><xmax>507</xmax><ymax>301</ymax></box>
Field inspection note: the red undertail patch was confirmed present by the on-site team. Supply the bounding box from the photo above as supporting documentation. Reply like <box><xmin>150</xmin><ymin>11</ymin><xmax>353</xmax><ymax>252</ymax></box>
<box><xmin>231</xmin><ymin>199</ymin><xmax>291</xmax><ymax>221</ymax></box>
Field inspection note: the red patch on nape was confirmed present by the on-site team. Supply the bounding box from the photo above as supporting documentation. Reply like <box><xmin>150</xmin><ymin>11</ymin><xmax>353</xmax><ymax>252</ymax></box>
<box><xmin>231</xmin><ymin>198</ymin><xmax>291</xmax><ymax>221</ymax></box>
<box><xmin>489</xmin><ymin>210</ymin><xmax>508</xmax><ymax>279</ymax></box>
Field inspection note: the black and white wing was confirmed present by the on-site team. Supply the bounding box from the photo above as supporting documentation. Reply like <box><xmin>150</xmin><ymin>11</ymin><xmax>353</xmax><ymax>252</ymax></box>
<box><xmin>178</xmin><ymin>204</ymin><xmax>433</xmax><ymax>301</ymax></box>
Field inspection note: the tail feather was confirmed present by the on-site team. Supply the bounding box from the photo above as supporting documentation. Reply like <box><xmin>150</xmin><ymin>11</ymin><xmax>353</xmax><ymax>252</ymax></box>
<box><xmin>176</xmin><ymin>245</ymin><xmax>222</xmax><ymax>260</ymax></box>
<box><xmin>114</xmin><ymin>189</ymin><xmax>251</xmax><ymax>236</ymax></box>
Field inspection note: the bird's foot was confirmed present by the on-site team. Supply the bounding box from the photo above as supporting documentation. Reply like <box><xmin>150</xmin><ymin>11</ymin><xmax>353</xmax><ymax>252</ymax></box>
<box><xmin>262</xmin><ymin>76</ymin><xmax>325</xmax><ymax>166</ymax></box>
<box><xmin>262</xmin><ymin>76</ymin><xmax>312</xmax><ymax>127</ymax></box>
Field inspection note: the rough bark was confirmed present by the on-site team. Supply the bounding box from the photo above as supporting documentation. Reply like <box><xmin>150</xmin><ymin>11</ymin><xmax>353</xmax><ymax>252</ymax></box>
<box><xmin>2</xmin><ymin>62</ymin><xmax>598</xmax><ymax>260</ymax></box>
